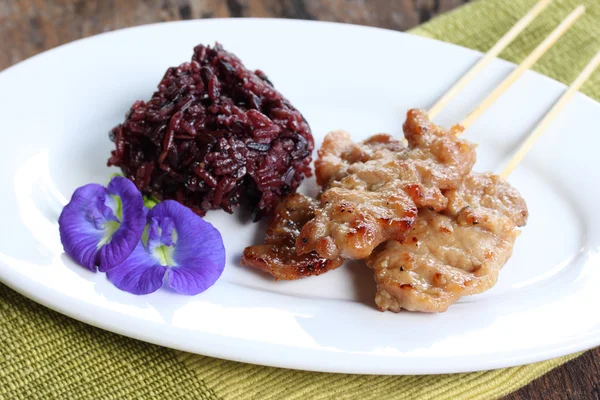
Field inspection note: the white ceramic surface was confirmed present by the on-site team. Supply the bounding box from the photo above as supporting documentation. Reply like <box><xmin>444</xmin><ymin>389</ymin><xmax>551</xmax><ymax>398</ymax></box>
<box><xmin>1</xmin><ymin>19</ymin><xmax>599</xmax><ymax>375</ymax></box>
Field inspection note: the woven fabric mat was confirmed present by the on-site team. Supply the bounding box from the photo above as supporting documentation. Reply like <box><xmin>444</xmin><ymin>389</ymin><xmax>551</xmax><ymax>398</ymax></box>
<box><xmin>2</xmin><ymin>0</ymin><xmax>599</xmax><ymax>399</ymax></box>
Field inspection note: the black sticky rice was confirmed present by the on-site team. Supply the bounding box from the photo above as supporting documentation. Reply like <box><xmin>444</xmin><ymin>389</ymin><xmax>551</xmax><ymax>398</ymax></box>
<box><xmin>108</xmin><ymin>43</ymin><xmax>314</xmax><ymax>220</ymax></box>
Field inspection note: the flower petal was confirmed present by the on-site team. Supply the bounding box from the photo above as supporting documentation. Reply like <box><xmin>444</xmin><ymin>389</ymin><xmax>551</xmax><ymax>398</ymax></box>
<box><xmin>97</xmin><ymin>177</ymin><xmax>146</xmax><ymax>272</ymax></box>
<box><xmin>59</xmin><ymin>184</ymin><xmax>107</xmax><ymax>271</ymax></box>
<box><xmin>106</xmin><ymin>241</ymin><xmax>168</xmax><ymax>295</ymax></box>
<box><xmin>168</xmin><ymin>258</ymin><xmax>222</xmax><ymax>295</ymax></box>
<box><xmin>149</xmin><ymin>201</ymin><xmax>225</xmax><ymax>295</ymax></box>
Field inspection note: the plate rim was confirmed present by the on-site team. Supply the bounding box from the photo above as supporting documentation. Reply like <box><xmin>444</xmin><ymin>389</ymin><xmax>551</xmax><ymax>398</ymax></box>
<box><xmin>1</xmin><ymin>17</ymin><xmax>599</xmax><ymax>375</ymax></box>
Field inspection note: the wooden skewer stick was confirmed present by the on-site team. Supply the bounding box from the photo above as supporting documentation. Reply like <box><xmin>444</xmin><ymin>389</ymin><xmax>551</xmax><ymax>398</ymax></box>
<box><xmin>461</xmin><ymin>5</ymin><xmax>586</xmax><ymax>129</ymax></box>
<box><xmin>500</xmin><ymin>50</ymin><xmax>600</xmax><ymax>179</ymax></box>
<box><xmin>428</xmin><ymin>0</ymin><xmax>553</xmax><ymax>120</ymax></box>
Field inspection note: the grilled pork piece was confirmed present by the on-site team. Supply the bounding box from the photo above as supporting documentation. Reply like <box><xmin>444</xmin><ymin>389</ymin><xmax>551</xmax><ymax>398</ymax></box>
<box><xmin>367</xmin><ymin>173</ymin><xmax>528</xmax><ymax>312</ymax></box>
<box><xmin>241</xmin><ymin>193</ymin><xmax>344</xmax><ymax>280</ymax></box>
<box><xmin>296</xmin><ymin>109</ymin><xmax>477</xmax><ymax>260</ymax></box>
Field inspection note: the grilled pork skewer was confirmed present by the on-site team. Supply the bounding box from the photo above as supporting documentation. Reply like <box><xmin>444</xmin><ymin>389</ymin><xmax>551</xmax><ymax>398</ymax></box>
<box><xmin>294</xmin><ymin>5</ymin><xmax>584</xmax><ymax>262</ymax></box>
<box><xmin>296</xmin><ymin>110</ymin><xmax>475</xmax><ymax>260</ymax></box>
<box><xmin>367</xmin><ymin>173</ymin><xmax>527</xmax><ymax>312</ymax></box>
<box><xmin>368</xmin><ymin>49</ymin><xmax>600</xmax><ymax>312</ymax></box>
<box><xmin>241</xmin><ymin>5</ymin><xmax>586</xmax><ymax>285</ymax></box>
<box><xmin>241</xmin><ymin>193</ymin><xmax>343</xmax><ymax>280</ymax></box>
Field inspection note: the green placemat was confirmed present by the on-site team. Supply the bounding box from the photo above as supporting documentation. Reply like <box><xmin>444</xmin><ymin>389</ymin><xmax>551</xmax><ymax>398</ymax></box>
<box><xmin>2</xmin><ymin>0</ymin><xmax>599</xmax><ymax>399</ymax></box>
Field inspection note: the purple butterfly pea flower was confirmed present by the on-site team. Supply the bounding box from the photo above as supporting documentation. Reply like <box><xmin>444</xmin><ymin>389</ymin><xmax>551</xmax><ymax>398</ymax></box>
<box><xmin>106</xmin><ymin>200</ymin><xmax>225</xmax><ymax>295</ymax></box>
<box><xmin>59</xmin><ymin>177</ymin><xmax>146</xmax><ymax>272</ymax></box>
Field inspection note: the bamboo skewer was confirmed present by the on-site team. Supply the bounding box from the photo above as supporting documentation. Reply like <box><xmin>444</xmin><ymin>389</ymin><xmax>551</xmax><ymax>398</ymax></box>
<box><xmin>499</xmin><ymin>50</ymin><xmax>600</xmax><ymax>179</ymax></box>
<box><xmin>428</xmin><ymin>0</ymin><xmax>553</xmax><ymax>120</ymax></box>
<box><xmin>424</xmin><ymin>4</ymin><xmax>591</xmax><ymax>180</ymax></box>
<box><xmin>460</xmin><ymin>5</ymin><xmax>586</xmax><ymax>129</ymax></box>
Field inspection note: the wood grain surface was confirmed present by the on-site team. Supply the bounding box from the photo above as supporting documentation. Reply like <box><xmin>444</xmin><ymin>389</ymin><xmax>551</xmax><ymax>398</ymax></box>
<box><xmin>1</xmin><ymin>1</ymin><xmax>599</xmax><ymax>399</ymax></box>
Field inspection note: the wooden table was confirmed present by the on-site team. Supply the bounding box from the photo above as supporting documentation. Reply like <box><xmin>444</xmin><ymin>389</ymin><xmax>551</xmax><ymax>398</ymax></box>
<box><xmin>2</xmin><ymin>1</ymin><xmax>599</xmax><ymax>398</ymax></box>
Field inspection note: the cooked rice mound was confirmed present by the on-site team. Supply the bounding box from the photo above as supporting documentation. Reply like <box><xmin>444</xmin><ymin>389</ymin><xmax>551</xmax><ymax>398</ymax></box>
<box><xmin>108</xmin><ymin>43</ymin><xmax>313</xmax><ymax>220</ymax></box>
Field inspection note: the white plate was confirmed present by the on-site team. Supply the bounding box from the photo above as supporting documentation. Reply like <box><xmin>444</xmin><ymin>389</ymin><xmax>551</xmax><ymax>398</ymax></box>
<box><xmin>1</xmin><ymin>19</ymin><xmax>599</xmax><ymax>375</ymax></box>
